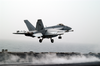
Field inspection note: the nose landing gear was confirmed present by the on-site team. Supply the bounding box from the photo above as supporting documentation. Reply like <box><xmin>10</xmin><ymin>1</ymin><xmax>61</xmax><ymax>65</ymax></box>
<box><xmin>58</xmin><ymin>36</ymin><xmax>62</xmax><ymax>39</ymax></box>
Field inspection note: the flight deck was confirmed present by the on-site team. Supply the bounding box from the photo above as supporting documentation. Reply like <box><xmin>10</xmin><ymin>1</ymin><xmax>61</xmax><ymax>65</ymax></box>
<box><xmin>0</xmin><ymin>49</ymin><xmax>100</xmax><ymax>66</ymax></box>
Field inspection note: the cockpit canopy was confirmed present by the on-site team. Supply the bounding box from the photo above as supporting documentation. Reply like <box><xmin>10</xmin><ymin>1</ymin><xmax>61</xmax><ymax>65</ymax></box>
<box><xmin>58</xmin><ymin>23</ymin><xmax>64</xmax><ymax>26</ymax></box>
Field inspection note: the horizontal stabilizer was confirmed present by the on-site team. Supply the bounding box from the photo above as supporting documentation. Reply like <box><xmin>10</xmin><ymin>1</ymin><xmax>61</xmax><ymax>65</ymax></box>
<box><xmin>13</xmin><ymin>31</ymin><xmax>27</xmax><ymax>34</ymax></box>
<box><xmin>13</xmin><ymin>33</ymin><xmax>25</xmax><ymax>34</ymax></box>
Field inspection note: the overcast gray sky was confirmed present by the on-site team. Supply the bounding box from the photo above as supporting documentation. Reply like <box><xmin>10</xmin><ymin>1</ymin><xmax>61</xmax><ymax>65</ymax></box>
<box><xmin>0</xmin><ymin>0</ymin><xmax>100</xmax><ymax>45</ymax></box>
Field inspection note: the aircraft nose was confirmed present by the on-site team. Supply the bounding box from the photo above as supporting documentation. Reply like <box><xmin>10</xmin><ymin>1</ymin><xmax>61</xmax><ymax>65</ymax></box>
<box><xmin>68</xmin><ymin>27</ymin><xmax>72</xmax><ymax>30</ymax></box>
<box><xmin>64</xmin><ymin>26</ymin><xmax>73</xmax><ymax>32</ymax></box>
<box><xmin>65</xmin><ymin>26</ymin><xmax>72</xmax><ymax>30</ymax></box>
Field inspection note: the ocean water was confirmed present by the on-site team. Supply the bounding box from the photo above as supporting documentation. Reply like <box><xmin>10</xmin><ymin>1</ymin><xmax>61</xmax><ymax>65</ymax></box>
<box><xmin>0</xmin><ymin>40</ymin><xmax>100</xmax><ymax>53</ymax></box>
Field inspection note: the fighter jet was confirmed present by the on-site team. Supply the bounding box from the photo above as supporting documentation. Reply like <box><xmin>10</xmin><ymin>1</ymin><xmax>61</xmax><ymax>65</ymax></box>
<box><xmin>13</xmin><ymin>19</ymin><xmax>73</xmax><ymax>43</ymax></box>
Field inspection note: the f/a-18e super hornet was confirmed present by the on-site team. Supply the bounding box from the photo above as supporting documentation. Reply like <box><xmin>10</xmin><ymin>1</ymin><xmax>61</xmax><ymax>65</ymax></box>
<box><xmin>13</xmin><ymin>19</ymin><xmax>73</xmax><ymax>43</ymax></box>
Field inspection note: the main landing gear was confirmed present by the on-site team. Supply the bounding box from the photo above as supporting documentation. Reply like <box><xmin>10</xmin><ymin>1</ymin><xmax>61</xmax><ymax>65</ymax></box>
<box><xmin>39</xmin><ymin>39</ymin><xmax>43</xmax><ymax>43</ymax></box>
<box><xmin>50</xmin><ymin>38</ymin><xmax>54</xmax><ymax>43</ymax></box>
<box><xmin>39</xmin><ymin>38</ymin><xmax>54</xmax><ymax>43</ymax></box>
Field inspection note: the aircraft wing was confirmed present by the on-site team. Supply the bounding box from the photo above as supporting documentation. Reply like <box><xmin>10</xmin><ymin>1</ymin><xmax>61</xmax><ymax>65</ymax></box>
<box><xmin>45</xmin><ymin>29</ymin><xmax>65</xmax><ymax>35</ymax></box>
<box><xmin>56</xmin><ymin>30</ymin><xmax>65</xmax><ymax>35</ymax></box>
<box><xmin>33</xmin><ymin>33</ymin><xmax>43</xmax><ymax>37</ymax></box>
<box><xmin>13</xmin><ymin>31</ymin><xmax>27</xmax><ymax>34</ymax></box>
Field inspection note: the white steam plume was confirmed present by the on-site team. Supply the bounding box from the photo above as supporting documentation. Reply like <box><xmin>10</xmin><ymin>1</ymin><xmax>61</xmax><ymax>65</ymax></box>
<box><xmin>0</xmin><ymin>53</ymin><xmax>100</xmax><ymax>64</ymax></box>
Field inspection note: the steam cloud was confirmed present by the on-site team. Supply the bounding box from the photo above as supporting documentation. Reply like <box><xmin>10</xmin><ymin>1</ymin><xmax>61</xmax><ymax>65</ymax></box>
<box><xmin>0</xmin><ymin>53</ymin><xmax>100</xmax><ymax>64</ymax></box>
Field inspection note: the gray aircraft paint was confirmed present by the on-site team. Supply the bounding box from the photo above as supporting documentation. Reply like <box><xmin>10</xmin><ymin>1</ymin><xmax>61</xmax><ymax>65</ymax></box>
<box><xmin>13</xmin><ymin>19</ymin><xmax>73</xmax><ymax>43</ymax></box>
<box><xmin>24</xmin><ymin>20</ymin><xmax>36</xmax><ymax>31</ymax></box>
<box><xmin>36</xmin><ymin>19</ymin><xmax>45</xmax><ymax>31</ymax></box>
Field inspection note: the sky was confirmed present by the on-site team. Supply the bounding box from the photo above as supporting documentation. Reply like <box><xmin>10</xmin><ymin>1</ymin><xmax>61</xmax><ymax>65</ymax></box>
<box><xmin>0</xmin><ymin>0</ymin><xmax>100</xmax><ymax>52</ymax></box>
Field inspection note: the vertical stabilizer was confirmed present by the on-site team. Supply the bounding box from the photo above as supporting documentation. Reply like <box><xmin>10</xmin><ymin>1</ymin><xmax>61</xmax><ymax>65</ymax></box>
<box><xmin>24</xmin><ymin>20</ymin><xmax>35</xmax><ymax>31</ymax></box>
<box><xmin>36</xmin><ymin>19</ymin><xmax>44</xmax><ymax>31</ymax></box>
